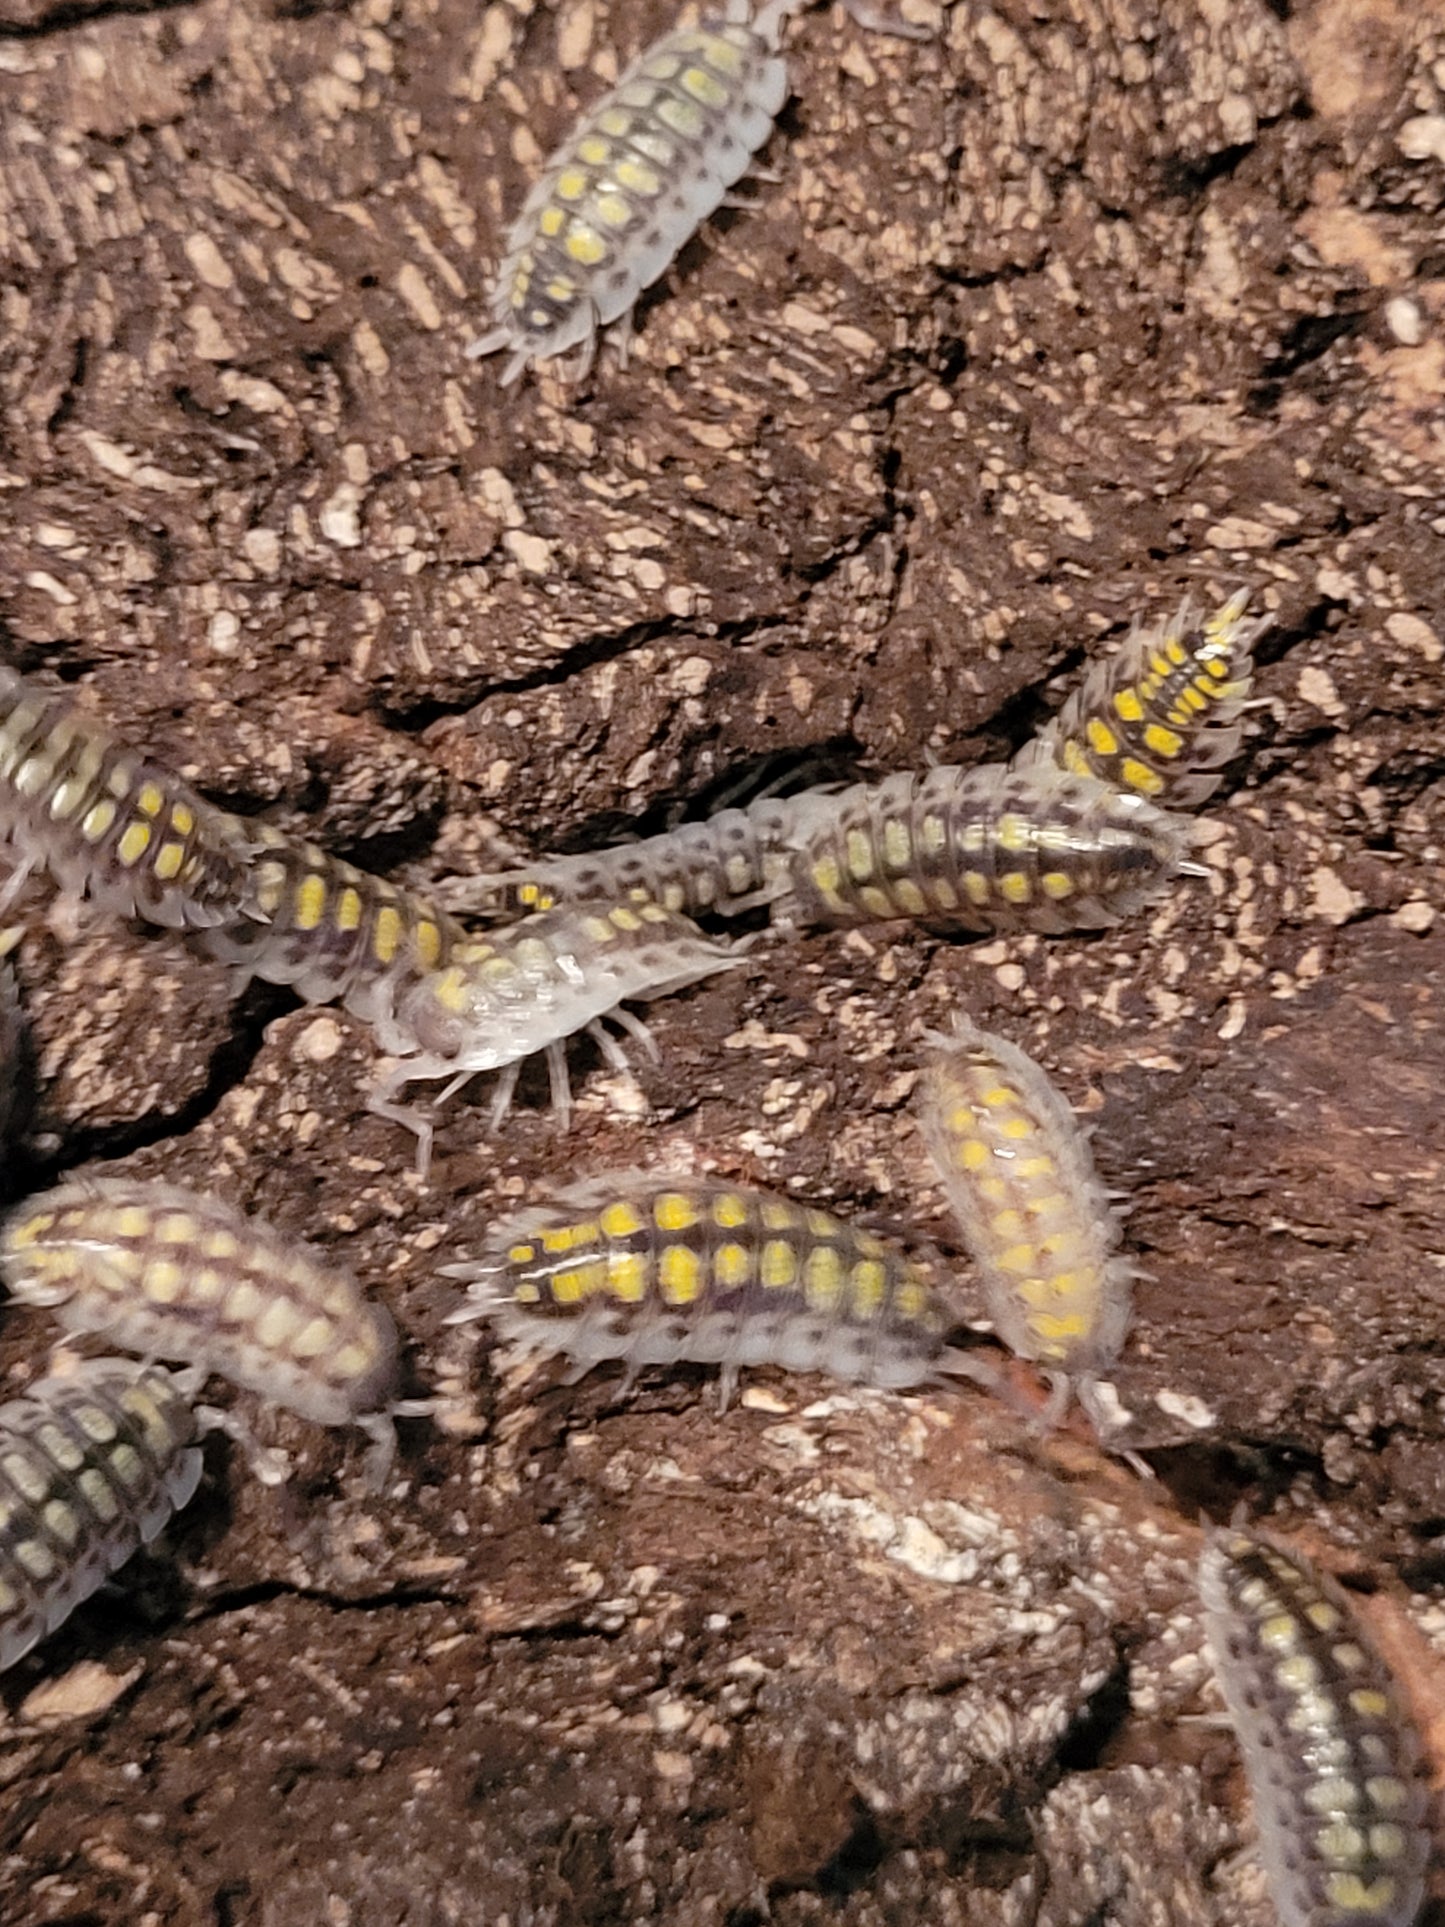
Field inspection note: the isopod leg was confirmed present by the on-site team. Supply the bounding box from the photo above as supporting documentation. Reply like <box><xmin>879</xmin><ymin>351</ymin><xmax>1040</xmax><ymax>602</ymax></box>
<box><xmin>487</xmin><ymin>1059</ymin><xmax>522</xmax><ymax>1131</ymax></box>
<box><xmin>610</xmin><ymin>1004</ymin><xmax>659</xmax><ymax>1062</ymax></box>
<box><xmin>543</xmin><ymin>1041</ymin><xmax>574</xmax><ymax>1129</ymax></box>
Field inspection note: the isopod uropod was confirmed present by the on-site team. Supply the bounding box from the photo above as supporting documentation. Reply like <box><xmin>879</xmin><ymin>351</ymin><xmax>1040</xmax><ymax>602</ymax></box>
<box><xmin>443</xmin><ymin>1170</ymin><xmax>970</xmax><ymax>1407</ymax></box>
<box><xmin>1</xmin><ymin>1179</ymin><xmax>404</xmax><ymax>1482</ymax></box>
<box><xmin>0</xmin><ymin>1358</ymin><xmax>203</xmax><ymax>1673</ymax></box>
<box><xmin>1198</xmin><ymin>1527</ymin><xmax>1429</xmax><ymax>1927</ymax></box>
<box><xmin>914</xmin><ymin>1019</ymin><xmax>1135</xmax><ymax>1436</ymax></box>
<box><xmin>468</xmin><ymin>0</ymin><xmax>924</xmax><ymax>384</ymax></box>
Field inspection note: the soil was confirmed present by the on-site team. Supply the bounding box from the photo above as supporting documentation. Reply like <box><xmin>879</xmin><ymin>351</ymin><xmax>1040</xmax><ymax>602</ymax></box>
<box><xmin>2</xmin><ymin>0</ymin><xmax>1445</xmax><ymax>1919</ymax></box>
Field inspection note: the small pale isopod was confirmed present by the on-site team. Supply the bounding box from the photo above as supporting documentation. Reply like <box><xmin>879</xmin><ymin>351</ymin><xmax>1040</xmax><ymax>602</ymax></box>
<box><xmin>440</xmin><ymin>798</ymin><xmax>796</xmax><ymax>923</ymax></box>
<box><xmin>0</xmin><ymin>1358</ymin><xmax>202</xmax><ymax>1673</ymax></box>
<box><xmin>773</xmin><ymin>762</ymin><xmax>1200</xmax><ymax>933</ymax></box>
<box><xmin>370</xmin><ymin>896</ymin><xmax>742</xmax><ymax>1173</ymax></box>
<box><xmin>915</xmin><ymin>1020</ymin><xmax>1134</xmax><ymax>1434</ymax></box>
<box><xmin>444</xmin><ymin>1170</ymin><xmax>969</xmax><ymax>1406</ymax></box>
<box><xmin>1198</xmin><ymin>1528</ymin><xmax>1429</xmax><ymax>1927</ymax></box>
<box><xmin>0</xmin><ymin>664</ymin><xmax>260</xmax><ymax>931</ymax></box>
<box><xmin>468</xmin><ymin>0</ymin><xmax>924</xmax><ymax>383</ymax></box>
<box><xmin>2</xmin><ymin>1179</ymin><xmax>403</xmax><ymax>1480</ymax></box>
<box><xmin>1016</xmin><ymin>590</ymin><xmax>1266</xmax><ymax>809</ymax></box>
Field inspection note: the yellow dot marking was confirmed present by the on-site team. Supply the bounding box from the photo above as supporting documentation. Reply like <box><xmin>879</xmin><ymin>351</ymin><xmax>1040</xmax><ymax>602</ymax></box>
<box><xmin>1040</xmin><ymin>870</ymin><xmax>1074</xmax><ymax>899</ymax></box>
<box><xmin>1258</xmin><ymin>1612</ymin><xmax>1300</xmax><ymax>1652</ymax></box>
<box><xmin>204</xmin><ymin>1231</ymin><xmax>239</xmax><ymax>1261</ymax></box>
<box><xmin>576</xmin><ymin>135</ymin><xmax>610</xmax><ymax>166</ymax></box>
<box><xmin>550</xmin><ymin>1262</ymin><xmax>603</xmax><ymax>1303</ymax></box>
<box><xmin>1365</xmin><ymin>1778</ymin><xmax>1411</xmax><ymax>1813</ymax></box>
<box><xmin>712</xmin><ymin>1194</ymin><xmax>750</xmax><ymax>1230</ymax></box>
<box><xmin>715</xmin><ymin>1242</ymin><xmax>751</xmax><ymax>1289</ymax></box>
<box><xmin>607</xmin><ymin>1253</ymin><xmax>647</xmax><ymax>1301</ymax></box>
<box><xmin>78</xmin><ymin>1468</ymin><xmax>120</xmax><ymax>1521</ymax></box>
<box><xmin>16</xmin><ymin>1539</ymin><xmax>58</xmax><ymax>1580</ymax></box>
<box><xmin>957</xmin><ymin>1137</ymin><xmax>990</xmax><ymax>1171</ymax></box>
<box><xmin>1119</xmin><ymin>757</ymin><xmax>1165</xmax><ymax>795</ymax></box>
<box><xmin>156</xmin><ymin>1214</ymin><xmax>196</xmax><ymax>1245</ymax></box>
<box><xmin>142</xmin><ymin>1260</ymin><xmax>183</xmax><ymax>1304</ymax></box>
<box><xmin>582</xmin><ymin>916</ymin><xmax>617</xmax><ymax>944</ymax></box>
<box><xmin>701</xmin><ymin>35</ymin><xmax>744</xmax><ymax>74</ymax></box>
<box><xmin>190</xmin><ymin>1267</ymin><xmax>227</xmax><ymax>1305</ymax></box>
<box><xmin>657</xmin><ymin>94</ymin><xmax>704</xmax><ymax>137</ymax></box>
<box><xmin>1368</xmin><ymin>1823</ymin><xmax>1408</xmax><ymax>1859</ymax></box>
<box><xmin>609</xmin><ymin>905</ymin><xmax>642</xmax><ymax>933</ymax></box>
<box><xmin>1112</xmin><ymin>687</ymin><xmax>1145</xmax><ymax>723</ymax></box>
<box><xmin>858</xmin><ymin>886</ymin><xmax>894</xmax><ymax>919</ymax></box>
<box><xmin>600</xmin><ymin>1201</ymin><xmax>645</xmax><ymax>1239</ymax></box>
<box><xmin>294</xmin><ymin>873</ymin><xmax>327</xmax><ymax>932</ymax></box>
<box><xmin>290</xmin><ymin>1317</ymin><xmax>335</xmax><ymax>1358</ymax></box>
<box><xmin>998</xmin><ymin>871</ymin><xmax>1031</xmax><ymax>905</ymax></box>
<box><xmin>881</xmin><ymin>819</ymin><xmax>911</xmax><ymax>869</ymax></box>
<box><xmin>1029</xmin><ymin>1310</ymin><xmax>1092</xmax><ymax>1346</ymax></box>
<box><xmin>849</xmin><ymin>1257</ymin><xmax>886</xmax><ymax>1317</ymax></box>
<box><xmin>1143</xmin><ymin>722</ymin><xmax>1185</xmax><ymax>758</ymax></box>
<box><xmin>48</xmin><ymin>775</ymin><xmax>89</xmax><ymax>819</ymax></box>
<box><xmin>845</xmin><ymin>829</ymin><xmax>874</xmax><ymax>881</ymax></box>
<box><xmin>171</xmin><ymin>802</ymin><xmax>195</xmax><ymax>834</ymax></box>
<box><xmin>995</xmin><ymin>812</ymin><xmax>1032</xmax><ymax>855</ymax></box>
<box><xmin>681</xmin><ymin>64</ymin><xmax>729</xmax><ymax>106</ymax></box>
<box><xmin>116</xmin><ymin>1207</ymin><xmax>153</xmax><ymax>1239</ymax></box>
<box><xmin>565</xmin><ymin>227</ymin><xmax>608</xmax><ymax>267</ymax></box>
<box><xmin>413</xmin><ymin>920</ymin><xmax>444</xmax><ymax>969</ymax></box>
<box><xmin>761</xmin><ymin>1241</ymin><xmax>797</xmax><ymax>1290</ymax></box>
<box><xmin>892</xmin><ymin>880</ymin><xmax>928</xmax><ymax>915</ymax></box>
<box><xmin>962</xmin><ymin>871</ymin><xmax>990</xmax><ymax>905</ymax></box>
<box><xmin>614</xmin><ymin>157</ymin><xmax>660</xmax><ymax>196</ymax></box>
<box><xmin>545</xmin><ymin>278</ymin><xmax>576</xmax><ymax>303</ymax></box>
<box><xmin>229</xmin><ymin>1281</ymin><xmax>263</xmax><ymax>1324</ymax></box>
<box><xmin>135</xmin><ymin>781</ymin><xmax>165</xmax><ymax>818</ymax></box>
<box><xmin>659</xmin><ymin>1245</ymin><xmax>703</xmax><ymax>1305</ymax></box>
<box><xmin>152</xmin><ymin>841</ymin><xmax>186</xmax><ymax>881</ymax></box>
<box><xmin>802</xmin><ymin>1244</ymin><xmax>844</xmax><ymax>1311</ymax></box>
<box><xmin>373</xmin><ymin>906</ymin><xmax>403</xmax><ymax>965</ymax></box>
<box><xmin>1331</xmin><ymin>1641</ymin><xmax>1369</xmax><ymax>1671</ymax></box>
<box><xmin>1085</xmin><ymin>717</ymin><xmax>1119</xmax><ymax>757</ymax></box>
<box><xmin>540</xmin><ymin>1222</ymin><xmax>597</xmax><ymax>1255</ymax></box>
<box><xmin>555</xmin><ymin>168</ymin><xmax>588</xmax><ymax>202</ymax></box>
<box><xmin>1348</xmin><ymin>1688</ymin><xmax>1392</xmax><ymax>1720</ymax></box>
<box><xmin>809</xmin><ymin>853</ymin><xmax>843</xmax><ymax>901</ymax></box>
<box><xmin>1324</xmin><ymin>1872</ymin><xmax>1400</xmax><ymax>1914</ymax></box>
<box><xmin>116</xmin><ymin>821</ymin><xmax>151</xmax><ymax>867</ymax></box>
<box><xmin>335</xmin><ymin>887</ymin><xmax>364</xmax><ymax>933</ymax></box>
<box><xmin>255</xmin><ymin>1298</ymin><xmax>303</xmax><ymax>1350</ymax></box>
<box><xmin>654</xmin><ymin>1192</ymin><xmax>699</xmax><ymax>1233</ymax></box>
<box><xmin>508</xmin><ymin>1242</ymin><xmax>536</xmax><ymax>1266</ymax></box>
<box><xmin>594</xmin><ymin>193</ymin><xmax>633</xmax><ymax>230</ymax></box>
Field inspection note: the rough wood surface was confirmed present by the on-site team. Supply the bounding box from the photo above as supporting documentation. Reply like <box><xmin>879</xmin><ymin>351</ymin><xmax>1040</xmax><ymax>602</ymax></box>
<box><xmin>2</xmin><ymin>0</ymin><xmax>1445</xmax><ymax>1919</ymax></box>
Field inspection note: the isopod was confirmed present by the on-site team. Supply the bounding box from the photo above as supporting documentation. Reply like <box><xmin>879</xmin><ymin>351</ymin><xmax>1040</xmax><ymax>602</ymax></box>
<box><xmin>2</xmin><ymin>1178</ymin><xmax>403</xmax><ymax>1481</ymax></box>
<box><xmin>914</xmin><ymin>1019</ymin><xmax>1135</xmax><ymax>1435</ymax></box>
<box><xmin>0</xmin><ymin>1358</ymin><xmax>202</xmax><ymax>1673</ymax></box>
<box><xmin>772</xmin><ymin>762</ymin><xmax>1200</xmax><ymax>933</ymax></box>
<box><xmin>443</xmin><ymin>1170</ymin><xmax>969</xmax><ymax>1406</ymax></box>
<box><xmin>468</xmin><ymin>0</ymin><xmax>924</xmax><ymax>383</ymax></box>
<box><xmin>1198</xmin><ymin>1527</ymin><xmax>1429</xmax><ymax>1927</ymax></box>
<box><xmin>1016</xmin><ymin>590</ymin><xmax>1266</xmax><ymax>809</ymax></box>
<box><xmin>0</xmin><ymin>664</ymin><xmax>260</xmax><ymax>931</ymax></box>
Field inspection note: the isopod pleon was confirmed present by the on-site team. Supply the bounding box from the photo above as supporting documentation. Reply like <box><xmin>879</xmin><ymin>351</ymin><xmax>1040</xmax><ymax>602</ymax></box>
<box><xmin>0</xmin><ymin>664</ymin><xmax>260</xmax><ymax>931</ymax></box>
<box><xmin>0</xmin><ymin>1358</ymin><xmax>202</xmax><ymax>1673</ymax></box>
<box><xmin>1016</xmin><ymin>591</ymin><xmax>1266</xmax><ymax>809</ymax></box>
<box><xmin>468</xmin><ymin>0</ymin><xmax>924</xmax><ymax>383</ymax></box>
<box><xmin>369</xmin><ymin>897</ymin><xmax>743</xmax><ymax>1174</ymax></box>
<box><xmin>443</xmin><ymin>1170</ymin><xmax>969</xmax><ymax>1407</ymax></box>
<box><xmin>772</xmin><ymin>762</ymin><xmax>1199</xmax><ymax>933</ymax></box>
<box><xmin>1</xmin><ymin>1179</ymin><xmax>403</xmax><ymax>1481</ymax></box>
<box><xmin>914</xmin><ymin>1020</ymin><xmax>1134</xmax><ymax>1436</ymax></box>
<box><xmin>1198</xmin><ymin>1527</ymin><xmax>1429</xmax><ymax>1927</ymax></box>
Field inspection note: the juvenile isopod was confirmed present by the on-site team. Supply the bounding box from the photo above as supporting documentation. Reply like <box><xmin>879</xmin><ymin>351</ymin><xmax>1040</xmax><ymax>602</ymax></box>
<box><xmin>0</xmin><ymin>664</ymin><xmax>260</xmax><ymax>931</ymax></box>
<box><xmin>0</xmin><ymin>1358</ymin><xmax>202</xmax><ymax>1673</ymax></box>
<box><xmin>1016</xmin><ymin>590</ymin><xmax>1266</xmax><ymax>809</ymax></box>
<box><xmin>772</xmin><ymin>762</ymin><xmax>1201</xmax><ymax>933</ymax></box>
<box><xmin>368</xmin><ymin>897</ymin><xmax>743</xmax><ymax>1173</ymax></box>
<box><xmin>443</xmin><ymin>1170</ymin><xmax>972</xmax><ymax>1406</ymax></box>
<box><xmin>914</xmin><ymin>1019</ymin><xmax>1135</xmax><ymax>1437</ymax></box>
<box><xmin>1198</xmin><ymin>1527</ymin><xmax>1429</xmax><ymax>1927</ymax></box>
<box><xmin>468</xmin><ymin>0</ymin><xmax>926</xmax><ymax>384</ymax></box>
<box><xmin>2</xmin><ymin>1179</ymin><xmax>404</xmax><ymax>1482</ymax></box>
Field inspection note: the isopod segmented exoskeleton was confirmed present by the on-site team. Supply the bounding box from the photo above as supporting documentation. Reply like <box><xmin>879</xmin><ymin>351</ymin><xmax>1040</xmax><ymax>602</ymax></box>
<box><xmin>440</xmin><ymin>797</ymin><xmax>796</xmax><ymax>923</ymax></box>
<box><xmin>1016</xmin><ymin>591</ymin><xmax>1266</xmax><ymax>810</ymax></box>
<box><xmin>0</xmin><ymin>1357</ymin><xmax>203</xmax><ymax>1673</ymax></box>
<box><xmin>0</xmin><ymin>664</ymin><xmax>261</xmax><ymax>932</ymax></box>
<box><xmin>771</xmin><ymin>762</ymin><xmax>1200</xmax><ymax>933</ymax></box>
<box><xmin>443</xmin><ymin>1170</ymin><xmax>971</xmax><ymax>1407</ymax></box>
<box><xmin>1198</xmin><ymin>1527</ymin><xmax>1429</xmax><ymax>1927</ymax></box>
<box><xmin>1</xmin><ymin>1178</ymin><xmax>404</xmax><ymax>1482</ymax></box>
<box><xmin>468</xmin><ymin>0</ymin><xmax>926</xmax><ymax>384</ymax></box>
<box><xmin>914</xmin><ymin>1019</ymin><xmax>1135</xmax><ymax>1438</ymax></box>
